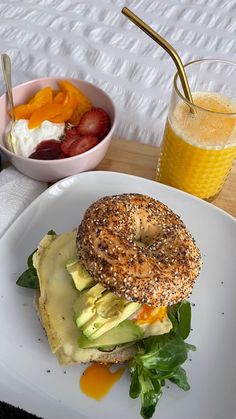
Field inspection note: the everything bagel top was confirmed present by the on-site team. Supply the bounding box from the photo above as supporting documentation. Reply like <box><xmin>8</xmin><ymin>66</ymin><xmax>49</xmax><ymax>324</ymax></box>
<box><xmin>76</xmin><ymin>193</ymin><xmax>202</xmax><ymax>307</ymax></box>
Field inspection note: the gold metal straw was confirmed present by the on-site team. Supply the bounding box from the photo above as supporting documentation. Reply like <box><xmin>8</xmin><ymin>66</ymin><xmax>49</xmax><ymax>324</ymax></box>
<box><xmin>121</xmin><ymin>7</ymin><xmax>194</xmax><ymax>106</ymax></box>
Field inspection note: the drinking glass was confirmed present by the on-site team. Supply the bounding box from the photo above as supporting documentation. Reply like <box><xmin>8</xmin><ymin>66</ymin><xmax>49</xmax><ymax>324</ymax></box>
<box><xmin>156</xmin><ymin>59</ymin><xmax>236</xmax><ymax>200</ymax></box>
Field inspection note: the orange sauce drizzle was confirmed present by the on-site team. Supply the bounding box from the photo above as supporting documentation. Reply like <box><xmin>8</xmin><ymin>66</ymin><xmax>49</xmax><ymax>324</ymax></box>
<box><xmin>80</xmin><ymin>363</ymin><xmax>125</xmax><ymax>401</ymax></box>
<box><xmin>134</xmin><ymin>305</ymin><xmax>167</xmax><ymax>325</ymax></box>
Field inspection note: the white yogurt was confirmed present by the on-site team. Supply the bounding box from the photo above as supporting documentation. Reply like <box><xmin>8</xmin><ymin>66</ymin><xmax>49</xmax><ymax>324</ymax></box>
<box><xmin>9</xmin><ymin>119</ymin><xmax>65</xmax><ymax>157</ymax></box>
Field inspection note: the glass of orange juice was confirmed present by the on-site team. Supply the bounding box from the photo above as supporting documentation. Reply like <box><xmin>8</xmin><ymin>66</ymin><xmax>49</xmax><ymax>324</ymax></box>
<box><xmin>156</xmin><ymin>59</ymin><xmax>236</xmax><ymax>200</ymax></box>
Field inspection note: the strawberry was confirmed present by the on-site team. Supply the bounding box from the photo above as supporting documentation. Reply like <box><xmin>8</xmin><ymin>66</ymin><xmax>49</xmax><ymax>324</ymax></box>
<box><xmin>61</xmin><ymin>136</ymin><xmax>78</xmax><ymax>156</ymax></box>
<box><xmin>36</xmin><ymin>140</ymin><xmax>61</xmax><ymax>151</ymax></box>
<box><xmin>76</xmin><ymin>107</ymin><xmax>110</xmax><ymax>140</ymax></box>
<box><xmin>64</xmin><ymin>126</ymin><xmax>80</xmax><ymax>141</ymax></box>
<box><xmin>67</xmin><ymin>135</ymin><xmax>99</xmax><ymax>157</ymax></box>
<box><xmin>29</xmin><ymin>140</ymin><xmax>64</xmax><ymax>159</ymax></box>
<box><xmin>29</xmin><ymin>149</ymin><xmax>65</xmax><ymax>159</ymax></box>
<box><xmin>61</xmin><ymin>127</ymin><xmax>81</xmax><ymax>155</ymax></box>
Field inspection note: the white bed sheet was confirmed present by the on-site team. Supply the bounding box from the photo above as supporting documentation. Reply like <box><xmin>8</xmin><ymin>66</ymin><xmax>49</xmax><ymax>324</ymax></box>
<box><xmin>0</xmin><ymin>0</ymin><xmax>236</xmax><ymax>145</ymax></box>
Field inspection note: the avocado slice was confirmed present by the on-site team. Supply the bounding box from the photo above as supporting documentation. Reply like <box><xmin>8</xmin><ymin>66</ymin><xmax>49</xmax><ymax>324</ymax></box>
<box><xmin>81</xmin><ymin>295</ymin><xmax>140</xmax><ymax>340</ymax></box>
<box><xmin>65</xmin><ymin>257</ymin><xmax>95</xmax><ymax>291</ymax></box>
<box><xmin>78</xmin><ymin>320</ymin><xmax>144</xmax><ymax>349</ymax></box>
<box><xmin>74</xmin><ymin>283</ymin><xmax>105</xmax><ymax>328</ymax></box>
<box><xmin>95</xmin><ymin>292</ymin><xmax>126</xmax><ymax>317</ymax></box>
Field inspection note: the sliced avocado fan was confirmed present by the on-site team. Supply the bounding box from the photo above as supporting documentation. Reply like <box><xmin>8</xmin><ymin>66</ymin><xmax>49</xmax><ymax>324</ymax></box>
<box><xmin>73</xmin><ymin>281</ymin><xmax>140</xmax><ymax>340</ymax></box>
<box><xmin>74</xmin><ymin>283</ymin><xmax>105</xmax><ymax>328</ymax></box>
<box><xmin>78</xmin><ymin>320</ymin><xmax>144</xmax><ymax>349</ymax></box>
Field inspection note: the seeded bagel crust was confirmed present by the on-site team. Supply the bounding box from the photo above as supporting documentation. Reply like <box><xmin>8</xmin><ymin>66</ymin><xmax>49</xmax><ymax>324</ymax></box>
<box><xmin>76</xmin><ymin>194</ymin><xmax>202</xmax><ymax>307</ymax></box>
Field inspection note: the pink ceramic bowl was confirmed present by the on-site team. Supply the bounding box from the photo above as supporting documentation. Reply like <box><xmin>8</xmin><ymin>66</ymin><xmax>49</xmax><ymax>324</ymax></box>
<box><xmin>0</xmin><ymin>77</ymin><xmax>116</xmax><ymax>182</ymax></box>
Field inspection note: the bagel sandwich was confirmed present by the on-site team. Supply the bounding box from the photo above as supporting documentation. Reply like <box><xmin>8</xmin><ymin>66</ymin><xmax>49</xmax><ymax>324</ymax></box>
<box><xmin>18</xmin><ymin>193</ymin><xmax>202</xmax><ymax>367</ymax></box>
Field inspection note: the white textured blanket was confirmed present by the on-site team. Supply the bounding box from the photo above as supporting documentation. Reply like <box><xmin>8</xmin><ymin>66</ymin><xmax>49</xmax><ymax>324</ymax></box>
<box><xmin>0</xmin><ymin>0</ymin><xmax>236</xmax><ymax>145</ymax></box>
<box><xmin>0</xmin><ymin>0</ymin><xmax>236</xmax><ymax>236</ymax></box>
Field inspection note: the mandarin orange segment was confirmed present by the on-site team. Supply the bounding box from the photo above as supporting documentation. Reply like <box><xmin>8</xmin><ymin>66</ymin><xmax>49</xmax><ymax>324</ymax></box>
<box><xmin>28</xmin><ymin>103</ymin><xmax>70</xmax><ymax>129</ymax></box>
<box><xmin>53</xmin><ymin>91</ymin><xmax>66</xmax><ymax>104</ymax></box>
<box><xmin>58</xmin><ymin>80</ymin><xmax>82</xmax><ymax>97</ymax></box>
<box><xmin>52</xmin><ymin>89</ymin><xmax>60</xmax><ymax>97</ymax></box>
<box><xmin>50</xmin><ymin>107</ymin><xmax>74</xmax><ymax>123</ymax></box>
<box><xmin>12</xmin><ymin>81</ymin><xmax>93</xmax><ymax>125</ymax></box>
<box><xmin>58</xmin><ymin>80</ymin><xmax>92</xmax><ymax>117</ymax></box>
<box><xmin>27</xmin><ymin>96</ymin><xmax>36</xmax><ymax>105</ymax></box>
<box><xmin>12</xmin><ymin>86</ymin><xmax>53</xmax><ymax>120</ymax></box>
<box><xmin>28</xmin><ymin>86</ymin><xmax>53</xmax><ymax>107</ymax></box>
<box><xmin>27</xmin><ymin>87</ymin><xmax>52</xmax><ymax>105</ymax></box>
<box><xmin>68</xmin><ymin>104</ymin><xmax>92</xmax><ymax>125</ymax></box>
<box><xmin>62</xmin><ymin>91</ymin><xmax>78</xmax><ymax>110</ymax></box>
<box><xmin>12</xmin><ymin>104</ymin><xmax>35</xmax><ymax>120</ymax></box>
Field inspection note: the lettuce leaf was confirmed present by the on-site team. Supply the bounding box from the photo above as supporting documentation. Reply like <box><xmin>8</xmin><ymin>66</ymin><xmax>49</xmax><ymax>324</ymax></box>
<box><xmin>16</xmin><ymin>230</ymin><xmax>56</xmax><ymax>289</ymax></box>
<box><xmin>129</xmin><ymin>300</ymin><xmax>195</xmax><ymax>419</ymax></box>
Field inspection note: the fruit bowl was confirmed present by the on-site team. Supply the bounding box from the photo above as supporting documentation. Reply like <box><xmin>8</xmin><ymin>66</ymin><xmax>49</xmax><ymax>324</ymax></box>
<box><xmin>0</xmin><ymin>77</ymin><xmax>116</xmax><ymax>182</ymax></box>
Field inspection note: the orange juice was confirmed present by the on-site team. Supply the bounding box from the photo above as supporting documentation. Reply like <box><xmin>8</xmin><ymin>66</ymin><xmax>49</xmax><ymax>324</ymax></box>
<box><xmin>157</xmin><ymin>92</ymin><xmax>236</xmax><ymax>200</ymax></box>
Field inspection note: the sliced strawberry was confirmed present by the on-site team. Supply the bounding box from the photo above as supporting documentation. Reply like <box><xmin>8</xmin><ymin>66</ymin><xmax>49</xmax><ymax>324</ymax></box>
<box><xmin>64</xmin><ymin>126</ymin><xmax>80</xmax><ymax>141</ymax></box>
<box><xmin>36</xmin><ymin>140</ymin><xmax>61</xmax><ymax>151</ymax></box>
<box><xmin>76</xmin><ymin>107</ymin><xmax>110</xmax><ymax>140</ymax></box>
<box><xmin>61</xmin><ymin>127</ymin><xmax>80</xmax><ymax>155</ymax></box>
<box><xmin>29</xmin><ymin>147</ymin><xmax>64</xmax><ymax>160</ymax></box>
<box><xmin>61</xmin><ymin>127</ymin><xmax>81</xmax><ymax>155</ymax></box>
<box><xmin>67</xmin><ymin>135</ymin><xmax>99</xmax><ymax>157</ymax></box>
<box><xmin>29</xmin><ymin>139</ymin><xmax>65</xmax><ymax>159</ymax></box>
<box><xmin>61</xmin><ymin>136</ymin><xmax>78</xmax><ymax>156</ymax></box>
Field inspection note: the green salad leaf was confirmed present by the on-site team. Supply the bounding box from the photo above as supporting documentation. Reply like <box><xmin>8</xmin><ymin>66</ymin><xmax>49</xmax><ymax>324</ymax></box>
<box><xmin>168</xmin><ymin>300</ymin><xmax>191</xmax><ymax>339</ymax></box>
<box><xmin>47</xmin><ymin>229</ymin><xmax>57</xmax><ymax>236</ymax></box>
<box><xmin>16</xmin><ymin>249</ymin><xmax>39</xmax><ymax>289</ymax></box>
<box><xmin>16</xmin><ymin>230</ymin><xmax>56</xmax><ymax>289</ymax></box>
<box><xmin>128</xmin><ymin>300</ymin><xmax>195</xmax><ymax>419</ymax></box>
<box><xmin>169</xmin><ymin>366</ymin><xmax>190</xmax><ymax>391</ymax></box>
<box><xmin>130</xmin><ymin>364</ymin><xmax>141</xmax><ymax>399</ymax></box>
<box><xmin>140</xmin><ymin>372</ymin><xmax>161</xmax><ymax>419</ymax></box>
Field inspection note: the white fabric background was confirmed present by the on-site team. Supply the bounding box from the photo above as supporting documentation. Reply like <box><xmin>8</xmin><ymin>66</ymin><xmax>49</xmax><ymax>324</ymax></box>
<box><xmin>1</xmin><ymin>0</ymin><xmax>236</xmax><ymax>146</ymax></box>
<box><xmin>0</xmin><ymin>165</ymin><xmax>46</xmax><ymax>236</ymax></box>
<box><xmin>1</xmin><ymin>0</ymin><xmax>236</xmax><ymax>236</ymax></box>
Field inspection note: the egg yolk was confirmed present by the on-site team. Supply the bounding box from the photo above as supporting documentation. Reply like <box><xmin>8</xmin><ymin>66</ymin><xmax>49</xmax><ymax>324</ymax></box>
<box><xmin>134</xmin><ymin>305</ymin><xmax>167</xmax><ymax>325</ymax></box>
<box><xmin>80</xmin><ymin>363</ymin><xmax>125</xmax><ymax>401</ymax></box>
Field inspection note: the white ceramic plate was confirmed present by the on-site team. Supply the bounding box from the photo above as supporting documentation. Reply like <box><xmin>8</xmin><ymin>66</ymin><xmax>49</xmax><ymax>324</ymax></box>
<box><xmin>0</xmin><ymin>171</ymin><xmax>236</xmax><ymax>419</ymax></box>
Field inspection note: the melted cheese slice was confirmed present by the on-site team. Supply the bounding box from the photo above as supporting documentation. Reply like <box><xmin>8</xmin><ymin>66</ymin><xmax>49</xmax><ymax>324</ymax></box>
<box><xmin>33</xmin><ymin>231</ymin><xmax>172</xmax><ymax>365</ymax></box>
<box><xmin>33</xmin><ymin>231</ymin><xmax>109</xmax><ymax>364</ymax></box>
